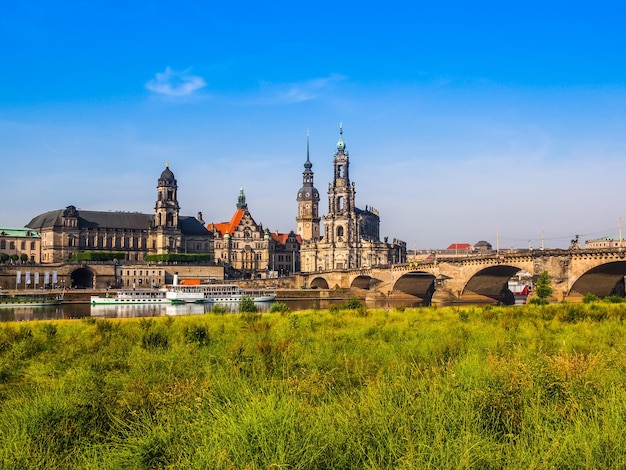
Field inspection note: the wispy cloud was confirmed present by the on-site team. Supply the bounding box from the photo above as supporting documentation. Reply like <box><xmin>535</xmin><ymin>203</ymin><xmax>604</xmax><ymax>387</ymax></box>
<box><xmin>146</xmin><ymin>67</ymin><xmax>207</xmax><ymax>97</ymax></box>
<box><xmin>259</xmin><ymin>74</ymin><xmax>347</xmax><ymax>104</ymax></box>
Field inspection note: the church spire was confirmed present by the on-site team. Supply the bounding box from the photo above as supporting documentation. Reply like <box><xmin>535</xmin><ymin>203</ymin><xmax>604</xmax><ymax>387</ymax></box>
<box><xmin>336</xmin><ymin>122</ymin><xmax>346</xmax><ymax>151</ymax></box>
<box><xmin>237</xmin><ymin>187</ymin><xmax>247</xmax><ymax>210</ymax></box>
<box><xmin>305</xmin><ymin>129</ymin><xmax>312</xmax><ymax>171</ymax></box>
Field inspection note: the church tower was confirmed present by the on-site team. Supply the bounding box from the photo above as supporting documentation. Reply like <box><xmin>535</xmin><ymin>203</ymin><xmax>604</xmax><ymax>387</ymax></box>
<box><xmin>296</xmin><ymin>131</ymin><xmax>320</xmax><ymax>241</ymax></box>
<box><xmin>154</xmin><ymin>162</ymin><xmax>181</xmax><ymax>253</ymax></box>
<box><xmin>323</xmin><ymin>123</ymin><xmax>358</xmax><ymax>243</ymax></box>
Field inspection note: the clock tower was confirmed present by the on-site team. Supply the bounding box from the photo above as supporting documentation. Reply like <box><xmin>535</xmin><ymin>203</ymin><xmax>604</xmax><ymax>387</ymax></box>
<box><xmin>296</xmin><ymin>131</ymin><xmax>320</xmax><ymax>241</ymax></box>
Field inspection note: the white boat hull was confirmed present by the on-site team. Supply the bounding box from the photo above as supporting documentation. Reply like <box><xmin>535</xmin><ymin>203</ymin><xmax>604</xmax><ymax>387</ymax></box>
<box><xmin>91</xmin><ymin>289</ymin><xmax>169</xmax><ymax>305</ymax></box>
<box><xmin>166</xmin><ymin>284</ymin><xmax>276</xmax><ymax>304</ymax></box>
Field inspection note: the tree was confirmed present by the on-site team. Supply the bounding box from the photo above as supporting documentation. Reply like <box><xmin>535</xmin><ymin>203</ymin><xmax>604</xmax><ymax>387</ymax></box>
<box><xmin>239</xmin><ymin>295</ymin><xmax>258</xmax><ymax>313</ymax></box>
<box><xmin>533</xmin><ymin>271</ymin><xmax>553</xmax><ymax>304</ymax></box>
<box><xmin>20</xmin><ymin>253</ymin><xmax>29</xmax><ymax>263</ymax></box>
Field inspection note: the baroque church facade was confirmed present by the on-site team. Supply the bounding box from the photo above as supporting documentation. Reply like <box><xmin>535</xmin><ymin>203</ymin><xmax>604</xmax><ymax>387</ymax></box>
<box><xmin>297</xmin><ymin>125</ymin><xmax>406</xmax><ymax>272</ymax></box>
<box><xmin>26</xmin><ymin>164</ymin><xmax>212</xmax><ymax>264</ymax></box>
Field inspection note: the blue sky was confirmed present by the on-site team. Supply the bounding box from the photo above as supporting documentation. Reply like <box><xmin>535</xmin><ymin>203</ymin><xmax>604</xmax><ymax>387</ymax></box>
<box><xmin>1</xmin><ymin>1</ymin><xmax>625</xmax><ymax>249</ymax></box>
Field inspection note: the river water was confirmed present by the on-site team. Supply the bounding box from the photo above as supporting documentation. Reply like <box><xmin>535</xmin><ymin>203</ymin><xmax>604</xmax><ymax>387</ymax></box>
<box><xmin>0</xmin><ymin>298</ymin><xmax>425</xmax><ymax>322</ymax></box>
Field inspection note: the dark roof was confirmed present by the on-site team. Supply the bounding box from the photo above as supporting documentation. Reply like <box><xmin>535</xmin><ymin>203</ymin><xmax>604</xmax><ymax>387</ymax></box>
<box><xmin>25</xmin><ymin>210</ymin><xmax>65</xmax><ymax>229</ymax></box>
<box><xmin>27</xmin><ymin>209</ymin><xmax>152</xmax><ymax>230</ymax></box>
<box><xmin>27</xmin><ymin>208</ymin><xmax>209</xmax><ymax>236</ymax></box>
<box><xmin>180</xmin><ymin>216</ymin><xmax>210</xmax><ymax>236</ymax></box>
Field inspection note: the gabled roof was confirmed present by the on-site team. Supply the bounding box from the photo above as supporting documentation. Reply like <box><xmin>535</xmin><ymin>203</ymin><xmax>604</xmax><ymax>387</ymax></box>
<box><xmin>446</xmin><ymin>243</ymin><xmax>473</xmax><ymax>251</ymax></box>
<box><xmin>271</xmin><ymin>231</ymin><xmax>302</xmax><ymax>245</ymax></box>
<box><xmin>207</xmin><ymin>208</ymin><xmax>245</xmax><ymax>236</ymax></box>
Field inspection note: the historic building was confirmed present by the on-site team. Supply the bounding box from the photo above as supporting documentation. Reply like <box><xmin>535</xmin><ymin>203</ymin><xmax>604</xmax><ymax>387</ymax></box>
<box><xmin>298</xmin><ymin>124</ymin><xmax>406</xmax><ymax>272</ymax></box>
<box><xmin>208</xmin><ymin>188</ymin><xmax>301</xmax><ymax>279</ymax></box>
<box><xmin>25</xmin><ymin>164</ymin><xmax>212</xmax><ymax>264</ymax></box>
<box><xmin>585</xmin><ymin>236</ymin><xmax>626</xmax><ymax>249</ymax></box>
<box><xmin>0</xmin><ymin>228</ymin><xmax>41</xmax><ymax>263</ymax></box>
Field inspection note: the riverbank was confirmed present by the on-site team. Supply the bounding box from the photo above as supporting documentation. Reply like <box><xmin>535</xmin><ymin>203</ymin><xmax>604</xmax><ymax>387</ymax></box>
<box><xmin>1</xmin><ymin>302</ymin><xmax>626</xmax><ymax>468</ymax></box>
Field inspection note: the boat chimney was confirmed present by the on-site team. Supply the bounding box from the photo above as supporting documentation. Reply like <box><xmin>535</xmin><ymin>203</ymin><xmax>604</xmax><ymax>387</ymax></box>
<box><xmin>173</xmin><ymin>272</ymin><xmax>179</xmax><ymax>286</ymax></box>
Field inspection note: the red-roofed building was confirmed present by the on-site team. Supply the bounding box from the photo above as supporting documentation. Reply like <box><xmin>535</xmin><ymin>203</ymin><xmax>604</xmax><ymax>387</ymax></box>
<box><xmin>208</xmin><ymin>188</ymin><xmax>301</xmax><ymax>279</ymax></box>
<box><xmin>446</xmin><ymin>243</ymin><xmax>473</xmax><ymax>252</ymax></box>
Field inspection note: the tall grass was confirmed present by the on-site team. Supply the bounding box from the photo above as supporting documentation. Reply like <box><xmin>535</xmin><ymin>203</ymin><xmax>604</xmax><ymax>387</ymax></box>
<box><xmin>0</xmin><ymin>303</ymin><xmax>626</xmax><ymax>468</ymax></box>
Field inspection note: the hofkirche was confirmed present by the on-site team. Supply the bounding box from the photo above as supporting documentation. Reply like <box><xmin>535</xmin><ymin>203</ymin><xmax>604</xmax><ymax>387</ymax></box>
<box><xmin>6</xmin><ymin>125</ymin><xmax>406</xmax><ymax>281</ymax></box>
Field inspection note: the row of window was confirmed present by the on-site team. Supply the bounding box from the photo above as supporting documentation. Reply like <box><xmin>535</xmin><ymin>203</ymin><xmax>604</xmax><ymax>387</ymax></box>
<box><xmin>125</xmin><ymin>270</ymin><xmax>163</xmax><ymax>277</ymax></box>
<box><xmin>0</xmin><ymin>240</ymin><xmax>36</xmax><ymax>250</ymax></box>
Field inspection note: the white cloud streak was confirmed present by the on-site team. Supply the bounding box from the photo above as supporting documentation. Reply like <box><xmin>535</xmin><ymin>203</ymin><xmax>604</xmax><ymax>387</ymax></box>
<box><xmin>259</xmin><ymin>74</ymin><xmax>347</xmax><ymax>104</ymax></box>
<box><xmin>146</xmin><ymin>67</ymin><xmax>207</xmax><ymax>97</ymax></box>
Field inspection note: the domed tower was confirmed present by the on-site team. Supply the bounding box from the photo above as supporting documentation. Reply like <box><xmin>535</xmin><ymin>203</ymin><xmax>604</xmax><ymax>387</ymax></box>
<box><xmin>155</xmin><ymin>162</ymin><xmax>180</xmax><ymax>228</ymax></box>
<box><xmin>296</xmin><ymin>131</ymin><xmax>320</xmax><ymax>241</ymax></box>
<box><xmin>153</xmin><ymin>162</ymin><xmax>181</xmax><ymax>253</ymax></box>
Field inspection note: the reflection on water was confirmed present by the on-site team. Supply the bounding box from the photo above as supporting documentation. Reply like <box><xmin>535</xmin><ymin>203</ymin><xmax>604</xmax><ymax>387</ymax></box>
<box><xmin>90</xmin><ymin>301</ymin><xmax>274</xmax><ymax>318</ymax></box>
<box><xmin>0</xmin><ymin>297</ymin><xmax>427</xmax><ymax>322</ymax></box>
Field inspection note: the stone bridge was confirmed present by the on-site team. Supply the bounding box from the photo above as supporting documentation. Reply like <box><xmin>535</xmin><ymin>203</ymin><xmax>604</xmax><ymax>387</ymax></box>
<box><xmin>294</xmin><ymin>249</ymin><xmax>626</xmax><ymax>305</ymax></box>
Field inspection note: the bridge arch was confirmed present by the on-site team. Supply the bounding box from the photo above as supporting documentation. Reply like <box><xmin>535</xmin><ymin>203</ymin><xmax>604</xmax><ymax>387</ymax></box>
<box><xmin>569</xmin><ymin>261</ymin><xmax>626</xmax><ymax>297</ymax></box>
<box><xmin>463</xmin><ymin>265</ymin><xmax>524</xmax><ymax>305</ymax></box>
<box><xmin>350</xmin><ymin>275</ymin><xmax>382</xmax><ymax>290</ymax></box>
<box><xmin>309</xmin><ymin>276</ymin><xmax>329</xmax><ymax>289</ymax></box>
<box><xmin>392</xmin><ymin>271</ymin><xmax>437</xmax><ymax>305</ymax></box>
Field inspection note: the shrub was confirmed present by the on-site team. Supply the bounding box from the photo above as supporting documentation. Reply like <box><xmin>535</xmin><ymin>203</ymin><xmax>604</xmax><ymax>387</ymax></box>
<box><xmin>138</xmin><ymin>318</ymin><xmax>154</xmax><ymax>331</ymax></box>
<box><xmin>141</xmin><ymin>330</ymin><xmax>169</xmax><ymax>350</ymax></box>
<box><xmin>582</xmin><ymin>293</ymin><xmax>599</xmax><ymax>303</ymax></box>
<box><xmin>143</xmin><ymin>253</ymin><xmax>212</xmax><ymax>263</ymax></box>
<box><xmin>341</xmin><ymin>297</ymin><xmax>363</xmax><ymax>310</ymax></box>
<box><xmin>239</xmin><ymin>296</ymin><xmax>258</xmax><ymax>313</ymax></box>
<box><xmin>556</xmin><ymin>303</ymin><xmax>586</xmax><ymax>323</ymax></box>
<box><xmin>69</xmin><ymin>251</ymin><xmax>125</xmax><ymax>262</ymax></box>
<box><xmin>184</xmin><ymin>325</ymin><xmax>210</xmax><ymax>346</ymax></box>
<box><xmin>211</xmin><ymin>303</ymin><xmax>229</xmax><ymax>314</ymax></box>
<box><xmin>40</xmin><ymin>323</ymin><xmax>57</xmax><ymax>339</ymax></box>
<box><xmin>269</xmin><ymin>302</ymin><xmax>290</xmax><ymax>314</ymax></box>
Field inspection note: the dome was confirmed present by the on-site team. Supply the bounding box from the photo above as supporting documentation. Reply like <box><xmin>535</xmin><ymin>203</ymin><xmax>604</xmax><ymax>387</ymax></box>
<box><xmin>337</xmin><ymin>137</ymin><xmax>345</xmax><ymax>151</ymax></box>
<box><xmin>336</xmin><ymin>123</ymin><xmax>346</xmax><ymax>151</ymax></box>
<box><xmin>297</xmin><ymin>187</ymin><xmax>319</xmax><ymax>201</ymax></box>
<box><xmin>160</xmin><ymin>167</ymin><xmax>175</xmax><ymax>182</ymax></box>
<box><xmin>159</xmin><ymin>163</ymin><xmax>176</xmax><ymax>185</ymax></box>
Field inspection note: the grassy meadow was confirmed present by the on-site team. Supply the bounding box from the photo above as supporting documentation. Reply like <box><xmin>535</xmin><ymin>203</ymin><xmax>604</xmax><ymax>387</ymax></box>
<box><xmin>1</xmin><ymin>301</ymin><xmax>626</xmax><ymax>468</ymax></box>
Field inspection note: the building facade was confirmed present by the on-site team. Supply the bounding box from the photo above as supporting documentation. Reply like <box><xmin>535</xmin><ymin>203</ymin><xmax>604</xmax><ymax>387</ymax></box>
<box><xmin>585</xmin><ymin>236</ymin><xmax>626</xmax><ymax>249</ymax></box>
<box><xmin>0</xmin><ymin>228</ymin><xmax>41</xmax><ymax>264</ymax></box>
<box><xmin>298</xmin><ymin>124</ymin><xmax>406</xmax><ymax>272</ymax></box>
<box><xmin>25</xmin><ymin>164</ymin><xmax>213</xmax><ymax>264</ymax></box>
<box><xmin>208</xmin><ymin>188</ymin><xmax>301</xmax><ymax>279</ymax></box>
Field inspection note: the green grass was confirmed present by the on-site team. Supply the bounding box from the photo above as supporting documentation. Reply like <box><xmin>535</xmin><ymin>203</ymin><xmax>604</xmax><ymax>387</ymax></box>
<box><xmin>1</xmin><ymin>303</ymin><xmax>626</xmax><ymax>468</ymax></box>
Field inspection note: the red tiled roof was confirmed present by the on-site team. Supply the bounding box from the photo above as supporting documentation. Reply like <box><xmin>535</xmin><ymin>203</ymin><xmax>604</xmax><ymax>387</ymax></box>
<box><xmin>270</xmin><ymin>232</ymin><xmax>302</xmax><ymax>246</ymax></box>
<box><xmin>446</xmin><ymin>243</ymin><xmax>472</xmax><ymax>251</ymax></box>
<box><xmin>207</xmin><ymin>208</ymin><xmax>245</xmax><ymax>236</ymax></box>
<box><xmin>271</xmin><ymin>232</ymin><xmax>288</xmax><ymax>244</ymax></box>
